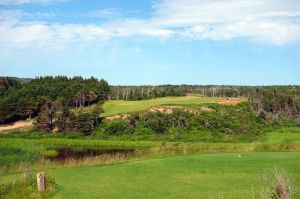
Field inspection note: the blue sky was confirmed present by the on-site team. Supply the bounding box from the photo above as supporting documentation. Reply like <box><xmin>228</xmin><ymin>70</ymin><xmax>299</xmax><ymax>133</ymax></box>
<box><xmin>0</xmin><ymin>0</ymin><xmax>300</xmax><ymax>85</ymax></box>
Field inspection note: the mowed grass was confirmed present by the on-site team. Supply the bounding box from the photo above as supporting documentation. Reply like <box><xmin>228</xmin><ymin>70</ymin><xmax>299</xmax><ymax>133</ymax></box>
<box><xmin>102</xmin><ymin>96</ymin><xmax>241</xmax><ymax>116</ymax></box>
<box><xmin>50</xmin><ymin>152</ymin><xmax>300</xmax><ymax>199</ymax></box>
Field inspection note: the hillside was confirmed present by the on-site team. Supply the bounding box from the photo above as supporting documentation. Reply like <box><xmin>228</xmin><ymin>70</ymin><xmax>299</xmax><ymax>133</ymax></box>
<box><xmin>102</xmin><ymin>96</ymin><xmax>244</xmax><ymax>117</ymax></box>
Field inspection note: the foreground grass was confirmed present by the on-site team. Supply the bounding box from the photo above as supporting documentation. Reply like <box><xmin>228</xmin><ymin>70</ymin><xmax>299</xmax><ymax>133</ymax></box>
<box><xmin>101</xmin><ymin>96</ymin><xmax>237</xmax><ymax>116</ymax></box>
<box><xmin>1</xmin><ymin>133</ymin><xmax>300</xmax><ymax>198</ymax></box>
<box><xmin>49</xmin><ymin>152</ymin><xmax>300</xmax><ymax>199</ymax></box>
<box><xmin>1</xmin><ymin>127</ymin><xmax>299</xmax><ymax>198</ymax></box>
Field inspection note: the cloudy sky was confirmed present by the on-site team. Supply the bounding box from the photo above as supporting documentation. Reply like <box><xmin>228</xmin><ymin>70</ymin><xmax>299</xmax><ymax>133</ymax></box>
<box><xmin>0</xmin><ymin>0</ymin><xmax>299</xmax><ymax>85</ymax></box>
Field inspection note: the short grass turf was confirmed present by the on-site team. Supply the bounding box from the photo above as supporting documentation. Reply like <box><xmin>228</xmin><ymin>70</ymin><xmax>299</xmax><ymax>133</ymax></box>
<box><xmin>102</xmin><ymin>96</ymin><xmax>236</xmax><ymax>116</ymax></box>
<box><xmin>50</xmin><ymin>152</ymin><xmax>300</xmax><ymax>199</ymax></box>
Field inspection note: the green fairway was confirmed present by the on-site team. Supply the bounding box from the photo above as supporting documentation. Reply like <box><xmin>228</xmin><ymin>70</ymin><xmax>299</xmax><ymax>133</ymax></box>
<box><xmin>50</xmin><ymin>152</ymin><xmax>300</xmax><ymax>199</ymax></box>
<box><xmin>102</xmin><ymin>96</ymin><xmax>235</xmax><ymax>116</ymax></box>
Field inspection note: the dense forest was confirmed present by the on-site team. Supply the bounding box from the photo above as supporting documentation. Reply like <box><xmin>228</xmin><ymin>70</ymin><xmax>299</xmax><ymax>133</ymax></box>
<box><xmin>0</xmin><ymin>76</ymin><xmax>299</xmax><ymax>138</ymax></box>
<box><xmin>110</xmin><ymin>85</ymin><xmax>300</xmax><ymax>100</ymax></box>
<box><xmin>0</xmin><ymin>76</ymin><xmax>109</xmax><ymax>124</ymax></box>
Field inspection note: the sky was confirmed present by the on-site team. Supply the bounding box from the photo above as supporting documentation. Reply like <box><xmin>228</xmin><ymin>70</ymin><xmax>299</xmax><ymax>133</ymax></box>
<box><xmin>0</xmin><ymin>0</ymin><xmax>300</xmax><ymax>85</ymax></box>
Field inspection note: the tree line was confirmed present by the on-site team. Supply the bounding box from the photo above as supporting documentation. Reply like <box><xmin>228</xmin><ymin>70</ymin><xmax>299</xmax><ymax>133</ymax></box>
<box><xmin>109</xmin><ymin>85</ymin><xmax>263</xmax><ymax>100</ymax></box>
<box><xmin>250</xmin><ymin>87</ymin><xmax>300</xmax><ymax>121</ymax></box>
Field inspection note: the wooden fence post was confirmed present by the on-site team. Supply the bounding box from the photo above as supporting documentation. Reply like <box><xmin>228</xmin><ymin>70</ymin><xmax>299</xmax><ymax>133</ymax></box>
<box><xmin>36</xmin><ymin>172</ymin><xmax>45</xmax><ymax>192</ymax></box>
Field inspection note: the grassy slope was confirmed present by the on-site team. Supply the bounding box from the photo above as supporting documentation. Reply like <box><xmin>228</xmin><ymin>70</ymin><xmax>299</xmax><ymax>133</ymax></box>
<box><xmin>265</xmin><ymin>127</ymin><xmax>300</xmax><ymax>144</ymax></box>
<box><xmin>102</xmin><ymin>96</ymin><xmax>233</xmax><ymax>116</ymax></box>
<box><xmin>50</xmin><ymin>152</ymin><xmax>300</xmax><ymax>199</ymax></box>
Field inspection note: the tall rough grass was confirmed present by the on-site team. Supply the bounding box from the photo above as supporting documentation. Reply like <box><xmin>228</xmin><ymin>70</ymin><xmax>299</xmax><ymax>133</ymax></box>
<box><xmin>260</xmin><ymin>168</ymin><xmax>293</xmax><ymax>199</ymax></box>
<box><xmin>0</xmin><ymin>170</ymin><xmax>57</xmax><ymax>199</ymax></box>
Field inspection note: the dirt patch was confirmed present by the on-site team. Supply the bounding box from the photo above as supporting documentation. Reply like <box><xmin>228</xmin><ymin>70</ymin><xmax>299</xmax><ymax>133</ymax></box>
<box><xmin>217</xmin><ymin>99</ymin><xmax>241</xmax><ymax>105</ymax></box>
<box><xmin>106</xmin><ymin>114</ymin><xmax>130</xmax><ymax>121</ymax></box>
<box><xmin>0</xmin><ymin>120</ymin><xmax>34</xmax><ymax>132</ymax></box>
<box><xmin>149</xmin><ymin>106</ymin><xmax>175</xmax><ymax>114</ymax></box>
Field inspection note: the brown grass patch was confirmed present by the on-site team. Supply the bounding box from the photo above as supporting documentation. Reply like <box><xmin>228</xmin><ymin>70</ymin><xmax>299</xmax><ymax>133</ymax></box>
<box><xmin>217</xmin><ymin>99</ymin><xmax>242</xmax><ymax>105</ymax></box>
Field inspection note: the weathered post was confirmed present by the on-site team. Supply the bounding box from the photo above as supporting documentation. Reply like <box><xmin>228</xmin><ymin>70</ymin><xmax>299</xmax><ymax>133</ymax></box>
<box><xmin>36</xmin><ymin>172</ymin><xmax>45</xmax><ymax>192</ymax></box>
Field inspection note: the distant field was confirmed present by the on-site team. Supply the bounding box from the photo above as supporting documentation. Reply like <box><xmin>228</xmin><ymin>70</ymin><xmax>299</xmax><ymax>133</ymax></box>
<box><xmin>50</xmin><ymin>152</ymin><xmax>300</xmax><ymax>199</ymax></box>
<box><xmin>102</xmin><ymin>96</ymin><xmax>244</xmax><ymax>116</ymax></box>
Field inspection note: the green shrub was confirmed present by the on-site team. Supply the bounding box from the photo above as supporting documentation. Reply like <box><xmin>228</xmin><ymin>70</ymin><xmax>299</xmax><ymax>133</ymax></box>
<box><xmin>96</xmin><ymin>103</ymin><xmax>275</xmax><ymax>142</ymax></box>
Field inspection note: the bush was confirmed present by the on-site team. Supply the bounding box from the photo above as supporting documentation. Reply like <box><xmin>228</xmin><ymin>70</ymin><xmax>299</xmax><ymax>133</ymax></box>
<box><xmin>75</xmin><ymin>113</ymin><xmax>95</xmax><ymax>135</ymax></box>
<box><xmin>105</xmin><ymin>121</ymin><xmax>126</xmax><ymax>135</ymax></box>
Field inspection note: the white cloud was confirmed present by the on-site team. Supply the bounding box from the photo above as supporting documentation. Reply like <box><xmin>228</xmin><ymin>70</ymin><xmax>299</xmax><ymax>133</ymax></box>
<box><xmin>153</xmin><ymin>0</ymin><xmax>300</xmax><ymax>25</ymax></box>
<box><xmin>152</xmin><ymin>0</ymin><xmax>300</xmax><ymax>44</ymax></box>
<box><xmin>0</xmin><ymin>23</ymin><xmax>112</xmax><ymax>50</ymax></box>
<box><xmin>0</xmin><ymin>0</ymin><xmax>300</xmax><ymax>53</ymax></box>
<box><xmin>0</xmin><ymin>9</ymin><xmax>23</xmax><ymax>23</ymax></box>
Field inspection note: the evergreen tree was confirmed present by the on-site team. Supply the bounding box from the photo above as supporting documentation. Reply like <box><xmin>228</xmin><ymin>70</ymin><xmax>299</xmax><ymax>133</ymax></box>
<box><xmin>36</xmin><ymin>101</ymin><xmax>59</xmax><ymax>131</ymax></box>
